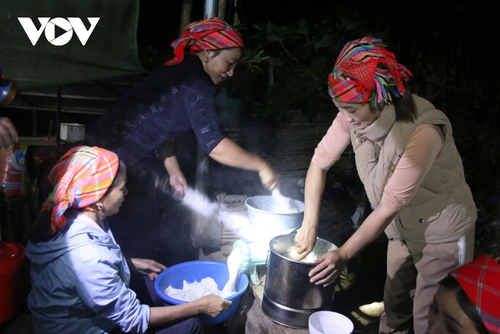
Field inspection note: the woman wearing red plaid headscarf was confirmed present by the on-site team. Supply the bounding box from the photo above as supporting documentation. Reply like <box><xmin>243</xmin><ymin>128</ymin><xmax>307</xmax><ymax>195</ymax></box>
<box><xmin>84</xmin><ymin>17</ymin><xmax>278</xmax><ymax>264</ymax></box>
<box><xmin>429</xmin><ymin>255</ymin><xmax>500</xmax><ymax>334</ymax></box>
<box><xmin>26</xmin><ymin>146</ymin><xmax>230</xmax><ymax>334</ymax></box>
<box><xmin>294</xmin><ymin>37</ymin><xmax>477</xmax><ymax>334</ymax></box>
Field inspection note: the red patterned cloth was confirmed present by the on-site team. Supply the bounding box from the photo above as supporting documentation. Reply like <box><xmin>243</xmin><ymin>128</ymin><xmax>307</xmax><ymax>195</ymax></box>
<box><xmin>164</xmin><ymin>17</ymin><xmax>244</xmax><ymax>66</ymax></box>
<box><xmin>328</xmin><ymin>37</ymin><xmax>412</xmax><ymax>108</ymax></box>
<box><xmin>450</xmin><ymin>255</ymin><xmax>500</xmax><ymax>333</ymax></box>
<box><xmin>42</xmin><ymin>146</ymin><xmax>119</xmax><ymax>234</ymax></box>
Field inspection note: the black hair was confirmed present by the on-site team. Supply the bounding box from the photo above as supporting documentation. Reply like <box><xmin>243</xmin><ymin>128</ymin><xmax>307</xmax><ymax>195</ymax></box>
<box><xmin>439</xmin><ymin>275</ymin><xmax>490</xmax><ymax>334</ymax></box>
<box><xmin>211</xmin><ymin>49</ymin><xmax>223</xmax><ymax>57</ymax></box>
<box><xmin>25</xmin><ymin>160</ymin><xmax>127</xmax><ymax>243</ymax></box>
<box><xmin>369</xmin><ymin>82</ymin><xmax>417</xmax><ymax>123</ymax></box>
<box><xmin>392</xmin><ymin>83</ymin><xmax>417</xmax><ymax>122</ymax></box>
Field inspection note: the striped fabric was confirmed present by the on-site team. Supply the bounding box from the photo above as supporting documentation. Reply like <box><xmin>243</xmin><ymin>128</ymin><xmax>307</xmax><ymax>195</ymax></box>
<box><xmin>328</xmin><ymin>37</ymin><xmax>412</xmax><ymax>108</ymax></box>
<box><xmin>450</xmin><ymin>255</ymin><xmax>500</xmax><ymax>333</ymax></box>
<box><xmin>164</xmin><ymin>17</ymin><xmax>244</xmax><ymax>66</ymax></box>
<box><xmin>42</xmin><ymin>146</ymin><xmax>119</xmax><ymax>234</ymax></box>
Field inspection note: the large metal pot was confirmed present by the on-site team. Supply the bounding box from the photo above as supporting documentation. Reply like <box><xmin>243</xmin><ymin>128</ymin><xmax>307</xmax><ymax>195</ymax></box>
<box><xmin>245</xmin><ymin>195</ymin><xmax>304</xmax><ymax>238</ymax></box>
<box><xmin>262</xmin><ymin>234</ymin><xmax>338</xmax><ymax>328</ymax></box>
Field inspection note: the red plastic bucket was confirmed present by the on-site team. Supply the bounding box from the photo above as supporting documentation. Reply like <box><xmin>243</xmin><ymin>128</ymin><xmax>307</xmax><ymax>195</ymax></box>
<box><xmin>0</xmin><ymin>241</ymin><xmax>27</xmax><ymax>323</ymax></box>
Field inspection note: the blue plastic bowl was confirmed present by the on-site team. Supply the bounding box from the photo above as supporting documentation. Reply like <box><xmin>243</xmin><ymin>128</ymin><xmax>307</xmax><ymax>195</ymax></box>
<box><xmin>154</xmin><ymin>260</ymin><xmax>249</xmax><ymax>326</ymax></box>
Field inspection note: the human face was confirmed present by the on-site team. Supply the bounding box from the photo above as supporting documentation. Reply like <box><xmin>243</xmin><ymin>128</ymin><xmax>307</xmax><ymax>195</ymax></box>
<box><xmin>202</xmin><ymin>48</ymin><xmax>242</xmax><ymax>85</ymax></box>
<box><xmin>428</xmin><ymin>285</ymin><xmax>481</xmax><ymax>334</ymax></box>
<box><xmin>101</xmin><ymin>179</ymin><xmax>127</xmax><ymax>217</ymax></box>
<box><xmin>333</xmin><ymin>99</ymin><xmax>381</xmax><ymax>129</ymax></box>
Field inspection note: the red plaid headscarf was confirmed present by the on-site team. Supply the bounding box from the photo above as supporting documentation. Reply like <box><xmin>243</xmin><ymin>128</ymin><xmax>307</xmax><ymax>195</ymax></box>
<box><xmin>328</xmin><ymin>37</ymin><xmax>412</xmax><ymax>108</ymax></box>
<box><xmin>41</xmin><ymin>146</ymin><xmax>119</xmax><ymax>234</ymax></box>
<box><xmin>450</xmin><ymin>255</ymin><xmax>500</xmax><ymax>333</ymax></box>
<box><xmin>164</xmin><ymin>17</ymin><xmax>244</xmax><ymax>66</ymax></box>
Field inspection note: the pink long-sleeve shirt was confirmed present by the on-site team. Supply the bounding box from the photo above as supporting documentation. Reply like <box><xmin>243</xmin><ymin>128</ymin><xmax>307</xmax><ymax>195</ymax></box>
<box><xmin>312</xmin><ymin>111</ymin><xmax>444</xmax><ymax>213</ymax></box>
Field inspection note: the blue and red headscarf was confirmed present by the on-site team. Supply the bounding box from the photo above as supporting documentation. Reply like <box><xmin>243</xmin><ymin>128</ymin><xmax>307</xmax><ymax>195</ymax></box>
<box><xmin>164</xmin><ymin>17</ymin><xmax>244</xmax><ymax>66</ymax></box>
<box><xmin>328</xmin><ymin>37</ymin><xmax>412</xmax><ymax>108</ymax></box>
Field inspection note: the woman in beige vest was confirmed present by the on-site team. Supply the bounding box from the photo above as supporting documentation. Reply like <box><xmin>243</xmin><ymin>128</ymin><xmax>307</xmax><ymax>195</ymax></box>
<box><xmin>294</xmin><ymin>37</ymin><xmax>477</xmax><ymax>334</ymax></box>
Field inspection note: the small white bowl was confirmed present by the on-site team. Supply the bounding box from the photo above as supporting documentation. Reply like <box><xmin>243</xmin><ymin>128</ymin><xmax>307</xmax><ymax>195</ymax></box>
<box><xmin>308</xmin><ymin>311</ymin><xmax>354</xmax><ymax>334</ymax></box>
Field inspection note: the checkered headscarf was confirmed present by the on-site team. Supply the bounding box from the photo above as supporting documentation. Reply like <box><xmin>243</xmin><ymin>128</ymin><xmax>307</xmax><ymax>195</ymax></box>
<box><xmin>328</xmin><ymin>37</ymin><xmax>412</xmax><ymax>108</ymax></box>
<box><xmin>450</xmin><ymin>255</ymin><xmax>500</xmax><ymax>333</ymax></box>
<box><xmin>41</xmin><ymin>146</ymin><xmax>119</xmax><ymax>234</ymax></box>
<box><xmin>164</xmin><ymin>17</ymin><xmax>244</xmax><ymax>66</ymax></box>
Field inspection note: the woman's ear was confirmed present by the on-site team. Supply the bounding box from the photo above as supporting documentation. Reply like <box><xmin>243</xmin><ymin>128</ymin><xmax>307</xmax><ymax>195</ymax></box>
<box><xmin>204</xmin><ymin>50</ymin><xmax>216</xmax><ymax>62</ymax></box>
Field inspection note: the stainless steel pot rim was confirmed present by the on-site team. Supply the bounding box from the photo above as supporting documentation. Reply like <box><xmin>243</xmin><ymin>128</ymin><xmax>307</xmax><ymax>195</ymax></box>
<box><xmin>270</xmin><ymin>251</ymin><xmax>317</xmax><ymax>264</ymax></box>
<box><xmin>244</xmin><ymin>196</ymin><xmax>305</xmax><ymax>215</ymax></box>
<box><xmin>268</xmin><ymin>234</ymin><xmax>338</xmax><ymax>264</ymax></box>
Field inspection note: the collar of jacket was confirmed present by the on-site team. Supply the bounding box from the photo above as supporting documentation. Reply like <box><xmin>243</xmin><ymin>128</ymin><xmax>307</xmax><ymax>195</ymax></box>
<box><xmin>354</xmin><ymin>104</ymin><xmax>396</xmax><ymax>144</ymax></box>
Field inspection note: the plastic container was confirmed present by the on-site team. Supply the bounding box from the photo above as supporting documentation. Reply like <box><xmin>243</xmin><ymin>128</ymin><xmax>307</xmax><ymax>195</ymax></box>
<box><xmin>154</xmin><ymin>260</ymin><xmax>248</xmax><ymax>326</ymax></box>
<box><xmin>308</xmin><ymin>311</ymin><xmax>354</xmax><ymax>334</ymax></box>
<box><xmin>0</xmin><ymin>241</ymin><xmax>27</xmax><ymax>323</ymax></box>
<box><xmin>60</xmin><ymin>123</ymin><xmax>85</xmax><ymax>142</ymax></box>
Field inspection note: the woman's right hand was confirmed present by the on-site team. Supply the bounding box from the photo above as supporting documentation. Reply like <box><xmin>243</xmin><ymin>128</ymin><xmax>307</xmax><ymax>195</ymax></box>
<box><xmin>258</xmin><ymin>164</ymin><xmax>280</xmax><ymax>190</ymax></box>
<box><xmin>169</xmin><ymin>173</ymin><xmax>187</xmax><ymax>199</ymax></box>
<box><xmin>309</xmin><ymin>248</ymin><xmax>349</xmax><ymax>287</ymax></box>
<box><xmin>198</xmin><ymin>294</ymin><xmax>232</xmax><ymax>317</ymax></box>
<box><xmin>293</xmin><ymin>224</ymin><xmax>317</xmax><ymax>260</ymax></box>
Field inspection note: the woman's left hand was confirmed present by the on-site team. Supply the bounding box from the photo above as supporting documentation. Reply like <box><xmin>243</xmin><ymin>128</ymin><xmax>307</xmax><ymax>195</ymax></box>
<box><xmin>309</xmin><ymin>249</ymin><xmax>349</xmax><ymax>287</ymax></box>
<box><xmin>129</xmin><ymin>258</ymin><xmax>167</xmax><ymax>280</ymax></box>
<box><xmin>0</xmin><ymin>117</ymin><xmax>18</xmax><ymax>149</ymax></box>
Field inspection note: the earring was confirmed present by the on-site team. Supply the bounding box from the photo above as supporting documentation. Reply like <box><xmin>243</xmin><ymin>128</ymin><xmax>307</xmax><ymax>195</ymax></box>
<box><xmin>96</xmin><ymin>204</ymin><xmax>103</xmax><ymax>211</ymax></box>
<box><xmin>205</xmin><ymin>58</ymin><xmax>209</xmax><ymax>63</ymax></box>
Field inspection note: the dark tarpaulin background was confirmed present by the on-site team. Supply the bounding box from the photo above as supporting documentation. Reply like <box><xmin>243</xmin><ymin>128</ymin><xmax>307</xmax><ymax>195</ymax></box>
<box><xmin>0</xmin><ymin>0</ymin><xmax>146</xmax><ymax>90</ymax></box>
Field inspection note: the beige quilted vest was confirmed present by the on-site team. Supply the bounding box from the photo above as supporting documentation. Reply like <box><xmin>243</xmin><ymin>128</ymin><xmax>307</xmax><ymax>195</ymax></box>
<box><xmin>351</xmin><ymin>95</ymin><xmax>476</xmax><ymax>243</ymax></box>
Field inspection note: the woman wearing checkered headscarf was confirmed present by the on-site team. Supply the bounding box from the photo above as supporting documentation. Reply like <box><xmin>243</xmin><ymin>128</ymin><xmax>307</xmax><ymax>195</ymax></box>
<box><xmin>41</xmin><ymin>146</ymin><xmax>121</xmax><ymax>233</ymax></box>
<box><xmin>164</xmin><ymin>17</ymin><xmax>245</xmax><ymax>85</ymax></box>
<box><xmin>84</xmin><ymin>17</ymin><xmax>278</xmax><ymax>270</ymax></box>
<box><xmin>27</xmin><ymin>146</ymin><xmax>124</xmax><ymax>240</ymax></box>
<box><xmin>295</xmin><ymin>37</ymin><xmax>477</xmax><ymax>334</ymax></box>
<box><xmin>26</xmin><ymin>146</ymin><xmax>230</xmax><ymax>334</ymax></box>
<box><xmin>429</xmin><ymin>255</ymin><xmax>500</xmax><ymax>334</ymax></box>
<box><xmin>164</xmin><ymin>17</ymin><xmax>244</xmax><ymax>66</ymax></box>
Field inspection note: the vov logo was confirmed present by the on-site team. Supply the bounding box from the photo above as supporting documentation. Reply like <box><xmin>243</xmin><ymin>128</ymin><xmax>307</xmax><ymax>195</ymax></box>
<box><xmin>17</xmin><ymin>17</ymin><xmax>100</xmax><ymax>46</ymax></box>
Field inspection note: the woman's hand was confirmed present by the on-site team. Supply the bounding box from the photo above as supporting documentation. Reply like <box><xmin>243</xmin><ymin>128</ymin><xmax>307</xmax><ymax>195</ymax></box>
<box><xmin>258</xmin><ymin>164</ymin><xmax>280</xmax><ymax>190</ymax></box>
<box><xmin>209</xmin><ymin>138</ymin><xmax>280</xmax><ymax>190</ymax></box>
<box><xmin>197</xmin><ymin>294</ymin><xmax>232</xmax><ymax>317</ymax></box>
<box><xmin>293</xmin><ymin>225</ymin><xmax>317</xmax><ymax>261</ymax></box>
<box><xmin>0</xmin><ymin>117</ymin><xmax>18</xmax><ymax>149</ymax></box>
<box><xmin>169</xmin><ymin>172</ymin><xmax>187</xmax><ymax>199</ymax></box>
<box><xmin>129</xmin><ymin>258</ymin><xmax>167</xmax><ymax>280</ymax></box>
<box><xmin>309</xmin><ymin>248</ymin><xmax>349</xmax><ymax>287</ymax></box>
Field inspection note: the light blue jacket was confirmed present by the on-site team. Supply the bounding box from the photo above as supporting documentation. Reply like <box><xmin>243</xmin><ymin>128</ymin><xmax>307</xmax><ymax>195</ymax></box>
<box><xmin>26</xmin><ymin>211</ymin><xmax>150</xmax><ymax>334</ymax></box>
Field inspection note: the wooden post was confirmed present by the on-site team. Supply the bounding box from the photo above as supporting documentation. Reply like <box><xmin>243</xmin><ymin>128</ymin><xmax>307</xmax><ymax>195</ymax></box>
<box><xmin>218</xmin><ymin>0</ymin><xmax>226</xmax><ymax>20</ymax></box>
<box><xmin>179</xmin><ymin>0</ymin><xmax>193</xmax><ymax>37</ymax></box>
